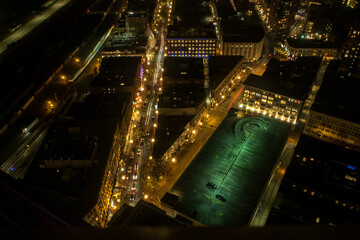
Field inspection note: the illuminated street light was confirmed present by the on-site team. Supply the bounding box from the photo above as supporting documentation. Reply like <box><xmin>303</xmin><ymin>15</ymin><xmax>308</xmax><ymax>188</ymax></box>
<box><xmin>130</xmin><ymin>139</ymin><xmax>134</xmax><ymax>144</ymax></box>
<box><xmin>151</xmin><ymin>138</ymin><xmax>155</xmax><ymax>143</ymax></box>
<box><xmin>149</xmin><ymin>156</ymin><xmax>153</xmax><ymax>160</ymax></box>
<box><xmin>75</xmin><ymin>58</ymin><xmax>80</xmax><ymax>63</ymax></box>
<box><xmin>147</xmin><ymin>176</ymin><xmax>151</xmax><ymax>180</ymax></box>
<box><xmin>154</xmin><ymin>123</ymin><xmax>157</xmax><ymax>127</ymax></box>
<box><xmin>171</xmin><ymin>158</ymin><xmax>176</xmax><ymax>163</ymax></box>
<box><xmin>192</xmin><ymin>130</ymin><xmax>196</xmax><ymax>134</ymax></box>
<box><xmin>144</xmin><ymin>194</ymin><xmax>149</xmax><ymax>199</ymax></box>
<box><xmin>136</xmin><ymin>111</ymin><xmax>140</xmax><ymax>115</ymax></box>
<box><xmin>121</xmin><ymin>175</ymin><xmax>126</xmax><ymax>180</ymax></box>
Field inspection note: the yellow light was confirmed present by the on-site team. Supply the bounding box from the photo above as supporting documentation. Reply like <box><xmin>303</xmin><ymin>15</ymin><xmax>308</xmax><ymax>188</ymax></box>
<box><xmin>144</xmin><ymin>194</ymin><xmax>149</xmax><ymax>199</ymax></box>
<box><xmin>122</xmin><ymin>175</ymin><xmax>126</xmax><ymax>180</ymax></box>
<box><xmin>206</xmin><ymin>114</ymin><xmax>209</xmax><ymax>118</ymax></box>
<box><xmin>221</xmin><ymin>95</ymin><xmax>225</xmax><ymax>99</ymax></box>
<box><xmin>171</xmin><ymin>158</ymin><xmax>176</xmax><ymax>162</ymax></box>
<box><xmin>192</xmin><ymin>130</ymin><xmax>196</xmax><ymax>134</ymax></box>
<box><xmin>136</xmin><ymin>111</ymin><xmax>139</xmax><ymax>115</ymax></box>
<box><xmin>147</xmin><ymin>176</ymin><xmax>151</xmax><ymax>179</ymax></box>
<box><xmin>75</xmin><ymin>58</ymin><xmax>80</xmax><ymax>63</ymax></box>
<box><xmin>149</xmin><ymin>156</ymin><xmax>153</xmax><ymax>160</ymax></box>
<box><xmin>151</xmin><ymin>138</ymin><xmax>155</xmax><ymax>143</ymax></box>
<box><xmin>154</xmin><ymin>123</ymin><xmax>157</xmax><ymax>127</ymax></box>
<box><xmin>130</xmin><ymin>139</ymin><xmax>133</xmax><ymax>144</ymax></box>
<box><xmin>60</xmin><ymin>75</ymin><xmax>66</xmax><ymax>80</ymax></box>
<box><xmin>155</xmin><ymin>110</ymin><xmax>159</xmax><ymax>114</ymax></box>
<box><xmin>159</xmin><ymin>87</ymin><xmax>162</xmax><ymax>91</ymax></box>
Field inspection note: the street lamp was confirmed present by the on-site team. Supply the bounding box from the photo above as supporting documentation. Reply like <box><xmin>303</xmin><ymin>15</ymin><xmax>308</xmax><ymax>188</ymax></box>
<box><xmin>154</xmin><ymin>123</ymin><xmax>157</xmax><ymax>128</ymax></box>
<box><xmin>171</xmin><ymin>158</ymin><xmax>176</xmax><ymax>163</ymax></box>
<box><xmin>151</xmin><ymin>138</ymin><xmax>155</xmax><ymax>143</ymax></box>
<box><xmin>192</xmin><ymin>130</ymin><xmax>196</xmax><ymax>134</ymax></box>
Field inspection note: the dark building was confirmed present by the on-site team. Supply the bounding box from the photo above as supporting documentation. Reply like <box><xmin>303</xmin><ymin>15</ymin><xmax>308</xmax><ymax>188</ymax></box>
<box><xmin>90</xmin><ymin>56</ymin><xmax>142</xmax><ymax>97</ymax></box>
<box><xmin>239</xmin><ymin>57</ymin><xmax>322</xmax><ymax>124</ymax></box>
<box><xmin>213</xmin><ymin>0</ymin><xmax>265</xmax><ymax>61</ymax></box>
<box><xmin>304</xmin><ymin>62</ymin><xmax>360</xmax><ymax>150</ymax></box>
<box><xmin>340</xmin><ymin>19</ymin><xmax>360</xmax><ymax>72</ymax></box>
<box><xmin>108</xmin><ymin>199</ymin><xmax>185</xmax><ymax>226</ymax></box>
<box><xmin>166</xmin><ymin>0</ymin><xmax>217</xmax><ymax>58</ymax></box>
<box><xmin>268</xmin><ymin>134</ymin><xmax>360</xmax><ymax>225</ymax></box>
<box><xmin>284</xmin><ymin>38</ymin><xmax>337</xmax><ymax>60</ymax></box>
<box><xmin>25</xmin><ymin>93</ymin><xmax>133</xmax><ymax>227</ymax></box>
<box><xmin>160</xmin><ymin>57</ymin><xmax>205</xmax><ymax>110</ymax></box>
<box><xmin>269</xmin><ymin>0</ymin><xmax>299</xmax><ymax>40</ymax></box>
<box><xmin>303</xmin><ymin>4</ymin><xmax>333</xmax><ymax>42</ymax></box>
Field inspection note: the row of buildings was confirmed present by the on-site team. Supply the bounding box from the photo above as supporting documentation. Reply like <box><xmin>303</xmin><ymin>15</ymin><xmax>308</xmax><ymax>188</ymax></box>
<box><xmin>165</xmin><ymin>0</ymin><xmax>265</xmax><ymax>61</ymax></box>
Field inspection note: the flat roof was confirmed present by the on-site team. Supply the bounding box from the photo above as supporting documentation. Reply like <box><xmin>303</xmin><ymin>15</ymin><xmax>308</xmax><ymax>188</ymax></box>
<box><xmin>215</xmin><ymin>0</ymin><xmax>251</xmax><ymax>18</ymax></box>
<box><xmin>91</xmin><ymin>57</ymin><xmax>141</xmax><ymax>88</ymax></box>
<box><xmin>153</xmin><ymin>114</ymin><xmax>195</xmax><ymax>159</ymax></box>
<box><xmin>221</xmin><ymin>19</ymin><xmax>264</xmax><ymax>43</ymax></box>
<box><xmin>311</xmin><ymin>69</ymin><xmax>360</xmax><ymax>124</ymax></box>
<box><xmin>163</xmin><ymin>57</ymin><xmax>204</xmax><ymax>79</ymax></box>
<box><xmin>35</xmin><ymin>120</ymin><xmax>96</xmax><ymax>162</ymax></box>
<box><xmin>286</xmin><ymin>38</ymin><xmax>336</xmax><ymax>49</ymax></box>
<box><xmin>209</xmin><ymin>56</ymin><xmax>244</xmax><ymax>90</ymax></box>
<box><xmin>168</xmin><ymin>109</ymin><xmax>291</xmax><ymax>226</ymax></box>
<box><xmin>275</xmin><ymin>134</ymin><xmax>360</xmax><ymax>224</ymax></box>
<box><xmin>109</xmin><ymin>200</ymin><xmax>184</xmax><ymax>226</ymax></box>
<box><xmin>244</xmin><ymin>57</ymin><xmax>322</xmax><ymax>101</ymax></box>
<box><xmin>24</xmin><ymin>93</ymin><xmax>132</xmax><ymax>224</ymax></box>
<box><xmin>167</xmin><ymin>0</ymin><xmax>216</xmax><ymax>38</ymax></box>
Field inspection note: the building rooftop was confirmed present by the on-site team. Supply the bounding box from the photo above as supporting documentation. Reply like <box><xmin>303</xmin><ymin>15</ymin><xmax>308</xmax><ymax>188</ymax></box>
<box><xmin>167</xmin><ymin>0</ymin><xmax>216</xmax><ymax>38</ymax></box>
<box><xmin>160</xmin><ymin>57</ymin><xmax>205</xmax><ymax>108</ymax></box>
<box><xmin>244</xmin><ymin>57</ymin><xmax>322</xmax><ymax>101</ymax></box>
<box><xmin>91</xmin><ymin>56</ymin><xmax>141</xmax><ymax>88</ymax></box>
<box><xmin>167</xmin><ymin>110</ymin><xmax>291</xmax><ymax>226</ymax></box>
<box><xmin>35</xmin><ymin>120</ymin><xmax>96</xmax><ymax>163</ymax></box>
<box><xmin>152</xmin><ymin>114</ymin><xmax>195</xmax><ymax>160</ymax></box>
<box><xmin>24</xmin><ymin>93</ymin><xmax>131</xmax><ymax>225</ymax></box>
<box><xmin>286</xmin><ymin>38</ymin><xmax>336</xmax><ymax>49</ymax></box>
<box><xmin>108</xmin><ymin>200</ymin><xmax>185</xmax><ymax>226</ymax></box>
<box><xmin>311</xmin><ymin>68</ymin><xmax>360</xmax><ymax>124</ymax></box>
<box><xmin>269</xmin><ymin>134</ymin><xmax>360</xmax><ymax>225</ymax></box>
<box><xmin>215</xmin><ymin>0</ymin><xmax>251</xmax><ymax>19</ymax></box>
<box><xmin>163</xmin><ymin>57</ymin><xmax>204</xmax><ymax>79</ymax></box>
<box><xmin>208</xmin><ymin>56</ymin><xmax>244</xmax><ymax>90</ymax></box>
<box><xmin>221</xmin><ymin>19</ymin><xmax>264</xmax><ymax>43</ymax></box>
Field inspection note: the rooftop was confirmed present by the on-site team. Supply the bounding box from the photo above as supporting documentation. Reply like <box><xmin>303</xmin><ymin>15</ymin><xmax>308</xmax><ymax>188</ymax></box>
<box><xmin>221</xmin><ymin>19</ymin><xmax>264</xmax><ymax>43</ymax></box>
<box><xmin>215</xmin><ymin>0</ymin><xmax>251</xmax><ymax>19</ymax></box>
<box><xmin>152</xmin><ymin>114</ymin><xmax>195</xmax><ymax>160</ymax></box>
<box><xmin>311</xmin><ymin>67</ymin><xmax>360</xmax><ymax>124</ymax></box>
<box><xmin>208</xmin><ymin>55</ymin><xmax>244</xmax><ymax>90</ymax></box>
<box><xmin>108</xmin><ymin>200</ymin><xmax>185</xmax><ymax>226</ymax></box>
<box><xmin>160</xmin><ymin>57</ymin><xmax>205</xmax><ymax>108</ymax></box>
<box><xmin>91</xmin><ymin>56</ymin><xmax>141</xmax><ymax>88</ymax></box>
<box><xmin>163</xmin><ymin>57</ymin><xmax>204</xmax><ymax>79</ymax></box>
<box><xmin>244</xmin><ymin>57</ymin><xmax>322</xmax><ymax>101</ymax></box>
<box><xmin>35</xmin><ymin>120</ymin><xmax>96</xmax><ymax>162</ymax></box>
<box><xmin>167</xmin><ymin>110</ymin><xmax>291</xmax><ymax>226</ymax></box>
<box><xmin>167</xmin><ymin>0</ymin><xmax>216</xmax><ymax>38</ymax></box>
<box><xmin>286</xmin><ymin>38</ymin><xmax>336</xmax><ymax>49</ymax></box>
<box><xmin>270</xmin><ymin>134</ymin><xmax>360</xmax><ymax>225</ymax></box>
<box><xmin>24</xmin><ymin>93</ymin><xmax>131</xmax><ymax>224</ymax></box>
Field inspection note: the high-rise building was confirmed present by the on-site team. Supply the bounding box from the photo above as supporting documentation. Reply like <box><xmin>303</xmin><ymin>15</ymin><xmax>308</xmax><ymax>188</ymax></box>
<box><xmin>340</xmin><ymin>19</ymin><xmax>360</xmax><ymax>72</ymax></box>
<box><xmin>269</xmin><ymin>0</ymin><xmax>299</xmax><ymax>39</ymax></box>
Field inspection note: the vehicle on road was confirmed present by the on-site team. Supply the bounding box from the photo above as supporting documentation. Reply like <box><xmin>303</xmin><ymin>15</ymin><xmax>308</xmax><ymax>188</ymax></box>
<box><xmin>133</xmin><ymin>172</ymin><xmax>137</xmax><ymax>180</ymax></box>
<box><xmin>127</xmin><ymin>166</ymin><xmax>132</xmax><ymax>173</ymax></box>
<box><xmin>132</xmin><ymin>182</ymin><xmax>136</xmax><ymax>191</ymax></box>
<box><xmin>130</xmin><ymin>151</ymin><xmax>134</xmax><ymax>159</ymax></box>
<box><xmin>137</xmin><ymin>148</ymin><xmax>141</xmax><ymax>155</ymax></box>
<box><xmin>135</xmin><ymin>163</ymin><xmax>138</xmax><ymax>171</ymax></box>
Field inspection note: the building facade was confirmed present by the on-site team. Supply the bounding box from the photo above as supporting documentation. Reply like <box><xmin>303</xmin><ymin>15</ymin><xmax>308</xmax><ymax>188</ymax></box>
<box><xmin>222</xmin><ymin>39</ymin><xmax>264</xmax><ymax>61</ymax></box>
<box><xmin>166</xmin><ymin>38</ymin><xmax>217</xmax><ymax>58</ymax></box>
<box><xmin>304</xmin><ymin>111</ymin><xmax>360</xmax><ymax>150</ymax></box>
<box><xmin>285</xmin><ymin>39</ymin><xmax>337</xmax><ymax>60</ymax></box>
<box><xmin>239</xmin><ymin>85</ymin><xmax>302</xmax><ymax>124</ymax></box>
